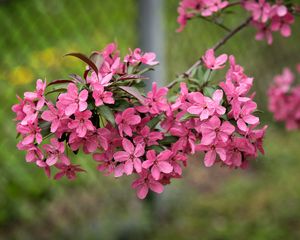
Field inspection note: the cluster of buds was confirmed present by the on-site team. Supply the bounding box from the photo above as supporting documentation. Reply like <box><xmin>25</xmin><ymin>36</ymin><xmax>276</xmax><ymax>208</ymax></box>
<box><xmin>12</xmin><ymin>43</ymin><xmax>266</xmax><ymax>199</ymax></box>
<box><xmin>268</xmin><ymin>65</ymin><xmax>300</xmax><ymax>130</ymax></box>
<box><xmin>177</xmin><ymin>0</ymin><xmax>296</xmax><ymax>44</ymax></box>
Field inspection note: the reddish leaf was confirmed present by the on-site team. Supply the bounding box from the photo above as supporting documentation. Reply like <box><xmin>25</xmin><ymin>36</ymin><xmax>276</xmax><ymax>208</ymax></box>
<box><xmin>47</xmin><ymin>79</ymin><xmax>74</xmax><ymax>87</ymax></box>
<box><xmin>89</xmin><ymin>51</ymin><xmax>104</xmax><ymax>69</ymax></box>
<box><xmin>65</xmin><ymin>52</ymin><xmax>98</xmax><ymax>74</ymax></box>
<box><xmin>118</xmin><ymin>86</ymin><xmax>146</xmax><ymax>104</ymax></box>
<box><xmin>118</xmin><ymin>74</ymin><xmax>148</xmax><ymax>81</ymax></box>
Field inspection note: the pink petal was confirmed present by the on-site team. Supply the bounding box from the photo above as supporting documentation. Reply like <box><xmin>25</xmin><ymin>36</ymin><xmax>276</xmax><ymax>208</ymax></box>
<box><xmin>201</xmin><ymin>131</ymin><xmax>216</xmax><ymax>145</ymax></box>
<box><xmin>151</xmin><ymin>165</ymin><xmax>161</xmax><ymax>180</ymax></box>
<box><xmin>237</xmin><ymin>119</ymin><xmax>248</xmax><ymax>131</ymax></box>
<box><xmin>124</xmin><ymin>161</ymin><xmax>133</xmax><ymax>175</ymax></box>
<box><xmin>220</xmin><ymin>121</ymin><xmax>235</xmax><ymax>135</ymax></box>
<box><xmin>142</xmin><ymin>160</ymin><xmax>153</xmax><ymax>169</ymax></box>
<box><xmin>157</xmin><ymin>161</ymin><xmax>173</xmax><ymax>173</ymax></box>
<box><xmin>22</xmin><ymin>134</ymin><xmax>34</xmax><ymax>145</ymax></box>
<box><xmin>122</xmin><ymin>138</ymin><xmax>134</xmax><ymax>154</ymax></box>
<box><xmin>204</xmin><ymin>150</ymin><xmax>216</xmax><ymax>167</ymax></box>
<box><xmin>133</xmin><ymin>158</ymin><xmax>142</xmax><ymax>173</ymax></box>
<box><xmin>281</xmin><ymin>24</ymin><xmax>291</xmax><ymax>37</ymax></box>
<box><xmin>114</xmin><ymin>164</ymin><xmax>124</xmax><ymax>177</ymax></box>
<box><xmin>65</xmin><ymin>103</ymin><xmax>78</xmax><ymax>116</ymax></box>
<box><xmin>46</xmin><ymin>155</ymin><xmax>58</xmax><ymax>166</ymax></box>
<box><xmin>114</xmin><ymin>151</ymin><xmax>129</xmax><ymax>162</ymax></box>
<box><xmin>134</xmin><ymin>144</ymin><xmax>145</xmax><ymax>157</ymax></box>
<box><xmin>200</xmin><ymin>109</ymin><xmax>210</xmax><ymax>120</ymax></box>
<box><xmin>79</xmin><ymin>90</ymin><xmax>88</xmax><ymax>101</ymax></box>
<box><xmin>149</xmin><ymin>181</ymin><xmax>164</xmax><ymax>194</ymax></box>
<box><xmin>243</xmin><ymin>115</ymin><xmax>259</xmax><ymax>125</ymax></box>
<box><xmin>215</xmin><ymin>54</ymin><xmax>228</xmax><ymax>67</ymax></box>
<box><xmin>187</xmin><ymin>106</ymin><xmax>202</xmax><ymax>115</ymax></box>
<box><xmin>212</xmin><ymin>89</ymin><xmax>224</xmax><ymax>103</ymax></box>
<box><xmin>137</xmin><ymin>185</ymin><xmax>149</xmax><ymax>199</ymax></box>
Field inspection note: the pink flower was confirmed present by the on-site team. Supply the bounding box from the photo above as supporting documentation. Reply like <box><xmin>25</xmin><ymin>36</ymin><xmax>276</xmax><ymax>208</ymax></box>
<box><xmin>132</xmin><ymin>169</ymin><xmax>164</xmax><ymax>199</ymax></box>
<box><xmin>92</xmin><ymin>84</ymin><xmax>114</xmax><ymax>106</ymax></box>
<box><xmin>224</xmin><ymin>137</ymin><xmax>255</xmax><ymax>167</ymax></box>
<box><xmin>86</xmin><ymin>71</ymin><xmax>113</xmax><ymax>88</ymax></box>
<box><xmin>41</xmin><ymin>103</ymin><xmax>68</xmax><ymax>133</ymax></box>
<box><xmin>43</xmin><ymin>138</ymin><xmax>70</xmax><ymax>166</ymax></box>
<box><xmin>134</xmin><ymin>126</ymin><xmax>164</xmax><ymax>147</ymax></box>
<box><xmin>19</xmin><ymin>102</ymin><xmax>38</xmax><ymax>126</ymax></box>
<box><xmin>58</xmin><ymin>83</ymin><xmax>88</xmax><ymax>116</ymax></box>
<box><xmin>24</xmin><ymin>79</ymin><xmax>46</xmax><ymax>110</ymax></box>
<box><xmin>54</xmin><ymin>163</ymin><xmax>85</xmax><ymax>180</ymax></box>
<box><xmin>17</xmin><ymin>123</ymin><xmax>42</xmax><ymax>145</ymax></box>
<box><xmin>113</xmin><ymin>138</ymin><xmax>145</xmax><ymax>175</ymax></box>
<box><xmin>17</xmin><ymin>142</ymin><xmax>44</xmax><ymax>163</ymax></box>
<box><xmin>201</xmin><ymin>0</ymin><xmax>228</xmax><ymax>16</ymax></box>
<box><xmin>243</xmin><ymin>0</ymin><xmax>271</xmax><ymax>23</ymax></box>
<box><xmin>253</xmin><ymin>21</ymin><xmax>273</xmax><ymax>44</ymax></box>
<box><xmin>274</xmin><ymin>67</ymin><xmax>294</xmax><ymax>92</ymax></box>
<box><xmin>247</xmin><ymin>125</ymin><xmax>268</xmax><ymax>155</ymax></box>
<box><xmin>196</xmin><ymin>141</ymin><xmax>227</xmax><ymax>167</ymax></box>
<box><xmin>124</xmin><ymin>48</ymin><xmax>159</xmax><ymax>66</ymax></box>
<box><xmin>270</xmin><ymin>12</ymin><xmax>294</xmax><ymax>37</ymax></box>
<box><xmin>206</xmin><ymin>89</ymin><xmax>226</xmax><ymax>116</ymax></box>
<box><xmin>234</xmin><ymin>101</ymin><xmax>259</xmax><ymax>131</ymax></box>
<box><xmin>93</xmin><ymin>150</ymin><xmax>116</xmax><ymax>176</ymax></box>
<box><xmin>171</xmin><ymin>82</ymin><xmax>189</xmax><ymax>111</ymax></box>
<box><xmin>200</xmin><ymin>116</ymin><xmax>235</xmax><ymax>145</ymax></box>
<box><xmin>115</xmin><ymin>108</ymin><xmax>141</xmax><ymax>137</ymax></box>
<box><xmin>136</xmin><ymin>82</ymin><xmax>169</xmax><ymax>115</ymax></box>
<box><xmin>170</xmin><ymin>122</ymin><xmax>196</xmax><ymax>153</ymax></box>
<box><xmin>142</xmin><ymin>150</ymin><xmax>173</xmax><ymax>180</ymax></box>
<box><xmin>12</xmin><ymin>96</ymin><xmax>27</xmax><ymax>121</ymax></box>
<box><xmin>187</xmin><ymin>91</ymin><xmax>225</xmax><ymax>120</ymax></box>
<box><xmin>202</xmin><ymin>49</ymin><xmax>228</xmax><ymax>70</ymax></box>
<box><xmin>68</xmin><ymin>110</ymin><xmax>95</xmax><ymax>137</ymax></box>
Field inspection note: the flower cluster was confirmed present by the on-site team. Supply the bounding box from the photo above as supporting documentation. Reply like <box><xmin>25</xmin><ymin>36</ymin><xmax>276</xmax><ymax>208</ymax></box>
<box><xmin>244</xmin><ymin>0</ymin><xmax>295</xmax><ymax>44</ymax></box>
<box><xmin>268</xmin><ymin>65</ymin><xmax>300</xmax><ymax>130</ymax></box>
<box><xmin>177</xmin><ymin>0</ymin><xmax>296</xmax><ymax>44</ymax></box>
<box><xmin>12</xmin><ymin>44</ymin><xmax>266</xmax><ymax>199</ymax></box>
<box><xmin>177</xmin><ymin>0</ymin><xmax>229</xmax><ymax>32</ymax></box>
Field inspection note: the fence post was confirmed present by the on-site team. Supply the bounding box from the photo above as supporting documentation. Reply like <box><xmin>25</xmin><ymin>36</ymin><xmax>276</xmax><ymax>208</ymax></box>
<box><xmin>138</xmin><ymin>0</ymin><xmax>165</xmax><ymax>90</ymax></box>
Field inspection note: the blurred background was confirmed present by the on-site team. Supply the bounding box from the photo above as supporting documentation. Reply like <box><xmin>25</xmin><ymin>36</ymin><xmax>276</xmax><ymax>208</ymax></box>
<box><xmin>1</xmin><ymin>0</ymin><xmax>300</xmax><ymax>239</ymax></box>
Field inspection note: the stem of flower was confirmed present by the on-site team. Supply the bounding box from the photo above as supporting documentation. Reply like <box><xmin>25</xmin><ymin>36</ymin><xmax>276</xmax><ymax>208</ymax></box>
<box><xmin>167</xmin><ymin>16</ymin><xmax>252</xmax><ymax>89</ymax></box>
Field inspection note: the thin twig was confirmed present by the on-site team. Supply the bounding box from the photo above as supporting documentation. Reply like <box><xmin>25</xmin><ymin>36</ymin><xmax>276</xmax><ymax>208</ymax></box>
<box><xmin>167</xmin><ymin>16</ymin><xmax>252</xmax><ymax>89</ymax></box>
<box><xmin>197</xmin><ymin>15</ymin><xmax>231</xmax><ymax>32</ymax></box>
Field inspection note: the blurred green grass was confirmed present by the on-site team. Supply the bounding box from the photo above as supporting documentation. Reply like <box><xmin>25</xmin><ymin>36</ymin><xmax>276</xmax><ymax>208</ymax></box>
<box><xmin>1</xmin><ymin>0</ymin><xmax>300</xmax><ymax>239</ymax></box>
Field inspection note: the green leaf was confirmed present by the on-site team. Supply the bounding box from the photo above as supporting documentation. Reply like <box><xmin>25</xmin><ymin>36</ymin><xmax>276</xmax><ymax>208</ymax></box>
<box><xmin>65</xmin><ymin>52</ymin><xmax>98</xmax><ymax>74</ymax></box>
<box><xmin>45</xmin><ymin>88</ymin><xmax>67</xmax><ymax>96</ymax></box>
<box><xmin>158</xmin><ymin>136</ymin><xmax>178</xmax><ymax>145</ymax></box>
<box><xmin>137</xmin><ymin>67</ymin><xmax>154</xmax><ymax>75</ymax></box>
<box><xmin>118</xmin><ymin>86</ymin><xmax>146</xmax><ymax>104</ymax></box>
<box><xmin>204</xmin><ymin>69</ymin><xmax>212</xmax><ymax>83</ymax></box>
<box><xmin>203</xmin><ymin>86</ymin><xmax>216</xmax><ymax>98</ymax></box>
<box><xmin>97</xmin><ymin>105</ymin><xmax>115</xmax><ymax>126</ymax></box>
<box><xmin>147</xmin><ymin>115</ymin><xmax>163</xmax><ymax>129</ymax></box>
<box><xmin>180</xmin><ymin>113</ymin><xmax>197</xmax><ymax>121</ymax></box>
<box><xmin>148</xmin><ymin>145</ymin><xmax>165</xmax><ymax>153</ymax></box>
<box><xmin>39</xmin><ymin>121</ymin><xmax>51</xmax><ymax>137</ymax></box>
<box><xmin>111</xmin><ymin>99</ymin><xmax>131</xmax><ymax>112</ymax></box>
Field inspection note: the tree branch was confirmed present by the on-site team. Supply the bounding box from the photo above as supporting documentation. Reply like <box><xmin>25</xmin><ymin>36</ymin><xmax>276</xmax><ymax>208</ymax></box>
<box><xmin>167</xmin><ymin>16</ymin><xmax>252</xmax><ymax>89</ymax></box>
